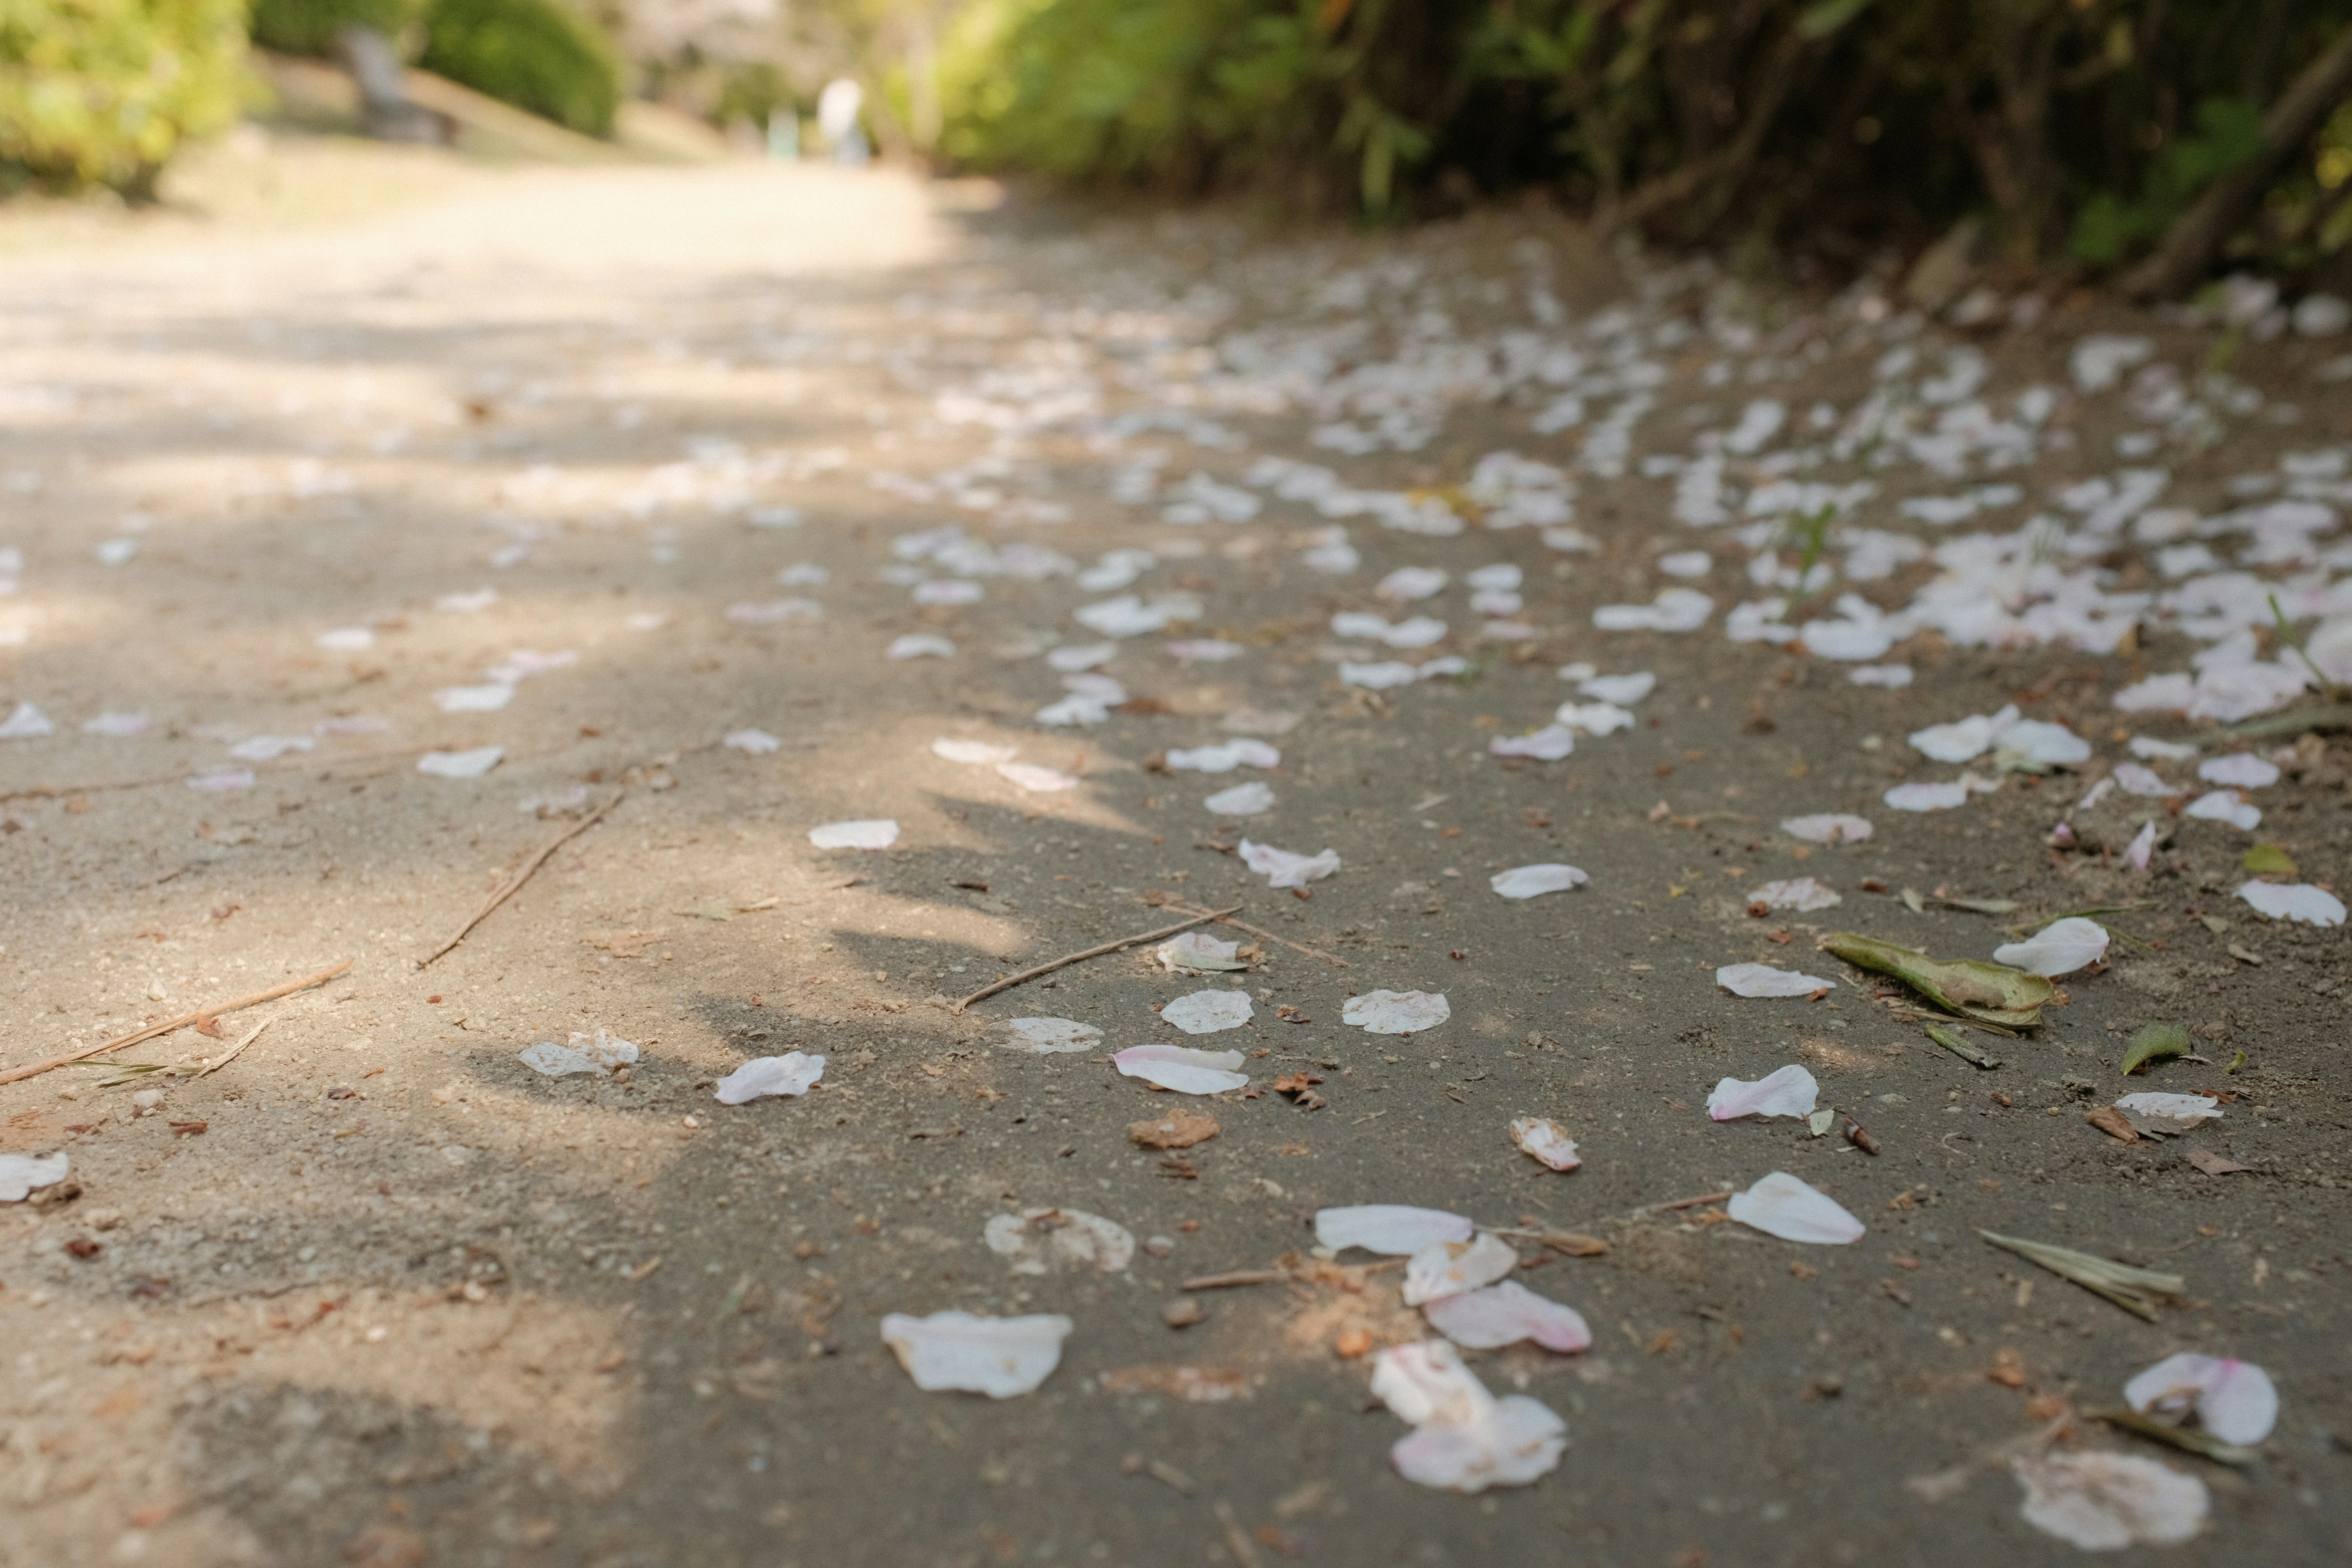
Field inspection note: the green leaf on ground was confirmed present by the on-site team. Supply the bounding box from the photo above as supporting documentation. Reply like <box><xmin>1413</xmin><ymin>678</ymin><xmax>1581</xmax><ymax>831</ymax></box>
<box><xmin>2243</xmin><ymin>843</ymin><xmax>2297</xmax><ymax>876</ymax></box>
<box><xmin>2121</xmin><ymin>1022</ymin><xmax>2192</xmax><ymax>1075</ymax></box>
<box><xmin>1819</xmin><ymin>932</ymin><xmax>2054</xmax><ymax>1027</ymax></box>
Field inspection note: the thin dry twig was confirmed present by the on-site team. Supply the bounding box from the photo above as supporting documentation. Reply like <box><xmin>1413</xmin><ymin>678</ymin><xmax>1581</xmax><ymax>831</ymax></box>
<box><xmin>951</xmin><ymin>906</ymin><xmax>1240</xmax><ymax>1014</ymax></box>
<box><xmin>1213</xmin><ymin>1501</ymin><xmax>1265</xmax><ymax>1568</ymax></box>
<box><xmin>420</xmin><ymin>791</ymin><xmax>624</xmax><ymax>967</ymax></box>
<box><xmin>1155</xmin><ymin>898</ymin><xmax>1350</xmax><ymax>969</ymax></box>
<box><xmin>1179</xmin><ymin>1268</ymin><xmax>1293</xmax><ymax>1292</ymax></box>
<box><xmin>192</xmin><ymin>1018</ymin><xmax>271</xmax><ymax>1080</ymax></box>
<box><xmin>0</xmin><ymin>957</ymin><xmax>354</xmax><ymax>1086</ymax></box>
<box><xmin>1648</xmin><ymin>1188</ymin><xmax>1737</xmax><ymax>1213</ymax></box>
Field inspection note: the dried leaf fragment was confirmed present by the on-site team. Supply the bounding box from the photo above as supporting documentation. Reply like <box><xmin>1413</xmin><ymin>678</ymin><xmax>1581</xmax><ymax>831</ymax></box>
<box><xmin>1130</xmin><ymin>1112</ymin><xmax>1219</xmax><ymax>1150</ymax></box>
<box><xmin>1977</xmin><ymin>1230</ymin><xmax>2184</xmax><ymax>1322</ymax></box>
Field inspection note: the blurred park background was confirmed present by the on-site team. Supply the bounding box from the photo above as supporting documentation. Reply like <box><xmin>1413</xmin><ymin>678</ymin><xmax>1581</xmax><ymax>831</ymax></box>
<box><xmin>8</xmin><ymin>0</ymin><xmax>2352</xmax><ymax>294</ymax></box>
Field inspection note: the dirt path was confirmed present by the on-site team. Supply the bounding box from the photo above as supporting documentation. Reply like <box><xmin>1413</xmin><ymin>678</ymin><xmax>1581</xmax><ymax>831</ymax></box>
<box><xmin>0</xmin><ymin>142</ymin><xmax>2345</xmax><ymax>1567</ymax></box>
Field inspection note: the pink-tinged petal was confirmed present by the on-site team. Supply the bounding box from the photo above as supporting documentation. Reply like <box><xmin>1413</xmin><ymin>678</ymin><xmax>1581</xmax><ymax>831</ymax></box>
<box><xmin>1401</xmin><ymin>1233</ymin><xmax>1519</xmax><ymax>1306</ymax></box>
<box><xmin>1422</xmin><ymin>1280</ymin><xmax>1591</xmax><ymax>1353</ymax></box>
<box><xmin>1316</xmin><ymin>1205</ymin><xmax>1473</xmax><ymax>1256</ymax></box>
<box><xmin>1726</xmin><ymin>1171</ymin><xmax>1864</xmax><ymax>1244</ymax></box>
<box><xmin>879</xmin><ymin>1311</ymin><xmax>1072</xmax><ymax>1398</ymax></box>
<box><xmin>2125</xmin><ymin>821</ymin><xmax>2158</xmax><ymax>869</ymax></box>
<box><xmin>2124</xmin><ymin>1352</ymin><xmax>2279</xmax><ymax>1445</ymax></box>
<box><xmin>1508</xmin><ymin>1116</ymin><xmax>1580</xmax><ymax>1171</ymax></box>
<box><xmin>2236</xmin><ymin>879</ymin><xmax>2347</xmax><ymax>927</ymax></box>
<box><xmin>1707</xmin><ymin>1064</ymin><xmax>1820</xmax><ymax>1121</ymax></box>
<box><xmin>1369</xmin><ymin>1340</ymin><xmax>1492</xmax><ymax>1426</ymax></box>
<box><xmin>1390</xmin><ymin>1395</ymin><xmax>1567</xmax><ymax>1492</ymax></box>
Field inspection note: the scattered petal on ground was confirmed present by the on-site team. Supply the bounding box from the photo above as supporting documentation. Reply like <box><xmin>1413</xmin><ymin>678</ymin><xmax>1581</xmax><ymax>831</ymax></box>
<box><xmin>1204</xmin><ymin>781</ymin><xmax>1275</xmax><ymax>814</ymax></box>
<box><xmin>1715</xmin><ymin>964</ymin><xmax>1836</xmax><ymax>998</ymax></box>
<box><xmin>1707</xmin><ymin>1064</ymin><xmax>1820</xmax><ymax>1120</ymax></box>
<box><xmin>984</xmin><ymin>1208</ymin><xmax>1135</xmax><ymax>1275</ymax></box>
<box><xmin>1238</xmin><ymin>839</ymin><xmax>1341</xmax><ymax>888</ymax></box>
<box><xmin>1402</xmin><ymin>1233</ymin><xmax>1521</xmax><ymax>1306</ymax></box>
<box><xmin>1341</xmin><ymin>990</ymin><xmax>1451</xmax><ymax>1033</ymax></box>
<box><xmin>714</xmin><ymin>1052</ymin><xmax>824</xmax><ymax>1104</ymax></box>
<box><xmin>519</xmin><ymin>1029</ymin><xmax>640</xmax><ymax>1077</ymax></box>
<box><xmin>887</xmin><ymin>633</ymin><xmax>956</xmax><ymax>660</ymax></box>
<box><xmin>2010</xmin><ymin>1453</ymin><xmax>2209</xmax><ymax>1550</ymax></box>
<box><xmin>1746</xmin><ymin>877</ymin><xmax>1839</xmax><ymax>911</ymax></box>
<box><xmin>2198</xmin><ymin>752</ymin><xmax>2280</xmax><ymax>788</ymax></box>
<box><xmin>880</xmin><ymin>1311</ymin><xmax>1072</xmax><ymax>1398</ymax></box>
<box><xmin>1421</xmin><ymin>1280</ymin><xmax>1591</xmax><ymax>1353</ymax></box>
<box><xmin>0</xmin><ymin>702</ymin><xmax>56</xmax><ymax>738</ymax></box>
<box><xmin>1166</xmin><ymin>740</ymin><xmax>1279</xmax><ymax>772</ymax></box>
<box><xmin>1113</xmin><ymin>1043</ymin><xmax>1249</xmax><ymax>1094</ymax></box>
<box><xmin>433</xmin><ymin>683</ymin><xmax>514</xmax><ymax>713</ymax></box>
<box><xmin>1992</xmin><ymin>917</ymin><xmax>2112</xmax><ymax>977</ymax></box>
<box><xmin>932</xmin><ymin>738</ymin><xmax>1019</xmax><ymax>765</ymax></box>
<box><xmin>2185</xmin><ymin>789</ymin><xmax>2261</xmax><ymax>829</ymax></box>
<box><xmin>1885</xmin><ymin>780</ymin><xmax>1972</xmax><ymax>812</ymax></box>
<box><xmin>996</xmin><ymin>762</ymin><xmax>1079</xmax><ymax>793</ymax></box>
<box><xmin>0</xmin><ymin>1152</ymin><xmax>69</xmax><ymax>1202</ymax></box>
<box><xmin>1315</xmin><ymin>1205</ymin><xmax>1474</xmax><ymax>1255</ymax></box>
<box><xmin>994</xmin><ymin>1018</ymin><xmax>1103</xmax><ymax>1054</ymax></box>
<box><xmin>1159</xmin><ymin>989</ymin><xmax>1253</xmax><ymax>1033</ymax></box>
<box><xmin>1726</xmin><ymin>1172</ymin><xmax>1865</xmax><ymax>1244</ymax></box>
<box><xmin>724</xmin><ymin>728</ymin><xmax>782</xmax><ymax>754</ymax></box>
<box><xmin>2114</xmin><ymin>1093</ymin><xmax>2222</xmax><ymax>1132</ymax></box>
<box><xmin>418</xmin><ymin>747</ymin><xmax>504</xmax><ymax>779</ymax></box>
<box><xmin>2127</xmin><ymin>821</ymin><xmax>2160</xmax><ymax>869</ymax></box>
<box><xmin>809</xmin><ymin>819</ymin><xmax>899</xmax><ymax>850</ymax></box>
<box><xmin>1578</xmin><ymin>671</ymin><xmax>1655</xmax><ymax>704</ymax></box>
<box><xmin>2237</xmin><ymin>880</ymin><xmax>2346</xmax><ymax>926</ymax></box>
<box><xmin>1155</xmin><ymin>932</ymin><xmax>1246</xmax><ymax>973</ymax></box>
<box><xmin>1781</xmin><ymin>814</ymin><xmax>1873</xmax><ymax>844</ymax></box>
<box><xmin>1489</xmin><ymin>724</ymin><xmax>1575</xmax><ymax>760</ymax></box>
<box><xmin>1489</xmin><ymin>863</ymin><xmax>1589</xmax><ymax>899</ymax></box>
<box><xmin>1372</xmin><ymin>1341</ymin><xmax>1567</xmax><ymax>1493</ymax></box>
<box><xmin>2112</xmin><ymin>762</ymin><xmax>2178</xmax><ymax>797</ymax></box>
<box><xmin>1508</xmin><ymin>1116</ymin><xmax>1581</xmax><ymax>1171</ymax></box>
<box><xmin>2124</xmin><ymin>1353</ymin><xmax>2278</xmax><ymax>1445</ymax></box>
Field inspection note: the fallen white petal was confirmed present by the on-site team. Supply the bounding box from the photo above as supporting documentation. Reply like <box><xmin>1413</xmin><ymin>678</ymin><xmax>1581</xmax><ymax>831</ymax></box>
<box><xmin>1421</xmin><ymin>1280</ymin><xmax>1591</xmax><ymax>1353</ymax></box>
<box><xmin>2197</xmin><ymin>752</ymin><xmax>2279</xmax><ymax>788</ymax></box>
<box><xmin>1998</xmin><ymin>719</ymin><xmax>2093</xmax><ymax>766</ymax></box>
<box><xmin>1848</xmin><ymin>664</ymin><xmax>1913</xmax><ymax>687</ymax></box>
<box><xmin>1909</xmin><ymin>714</ymin><xmax>1999</xmax><ymax>762</ymax></box>
<box><xmin>518</xmin><ymin>1029</ymin><xmax>639</xmax><ymax>1077</ymax></box>
<box><xmin>808</xmin><ymin>818</ymin><xmax>898</xmax><ymax>850</ymax></box>
<box><xmin>0</xmin><ymin>1151</ymin><xmax>69</xmax><ymax>1203</ymax></box>
<box><xmin>1159</xmin><ymin>989</ymin><xmax>1253</xmax><ymax>1034</ymax></box>
<box><xmin>317</xmin><ymin>627</ymin><xmax>374</xmax><ymax>651</ymax></box>
<box><xmin>1402</xmin><ymin>1233</ymin><xmax>1521</xmax><ymax>1306</ymax></box>
<box><xmin>1726</xmin><ymin>1171</ymin><xmax>1865</xmax><ymax>1244</ymax></box>
<box><xmin>1746</xmin><ymin>877</ymin><xmax>1839</xmax><ymax>912</ymax></box>
<box><xmin>0</xmin><ymin>701</ymin><xmax>56</xmax><ymax>738</ymax></box>
<box><xmin>887</xmin><ymin>633</ymin><xmax>956</xmax><ymax>660</ymax></box>
<box><xmin>2237</xmin><ymin>879</ymin><xmax>2346</xmax><ymax>926</ymax></box>
<box><xmin>994</xmin><ymin>1017</ymin><xmax>1102</xmax><ymax>1054</ymax></box>
<box><xmin>228</xmin><ymin>735</ymin><xmax>315</xmax><ymax>762</ymax></box>
<box><xmin>2123</xmin><ymin>1353</ymin><xmax>2277</xmax><ymax>1445</ymax></box>
<box><xmin>1167</xmin><ymin>741</ymin><xmax>1279</xmax><ymax>773</ymax></box>
<box><xmin>1554</xmin><ymin>700</ymin><xmax>1636</xmax><ymax>735</ymax></box>
<box><xmin>186</xmin><ymin>767</ymin><xmax>255</xmax><ymax>791</ymax></box>
<box><xmin>2184</xmin><ymin>789</ymin><xmax>2261</xmax><ymax>829</ymax></box>
<box><xmin>714</xmin><ymin>1052</ymin><xmax>824</xmax><ymax>1104</ymax></box>
<box><xmin>724</xmin><ymin>728</ymin><xmax>782</xmax><ymax>754</ymax></box>
<box><xmin>2011</xmin><ymin>1452</ymin><xmax>2209</xmax><ymax>1550</ymax></box>
<box><xmin>1369</xmin><ymin>1338</ymin><xmax>1491</xmax><ymax>1426</ymax></box>
<box><xmin>1707</xmin><ymin>1064</ymin><xmax>1820</xmax><ymax>1121</ymax></box>
<box><xmin>1341</xmin><ymin>990</ymin><xmax>1450</xmax><ymax>1033</ymax></box>
<box><xmin>1780</xmin><ymin>813</ymin><xmax>1873</xmax><ymax>844</ymax></box>
<box><xmin>1238</xmin><ymin>839</ymin><xmax>1340</xmax><ymax>888</ymax></box>
<box><xmin>932</xmin><ymin>738</ymin><xmax>1019</xmax><ymax>765</ymax></box>
<box><xmin>1154</xmin><ymin>932</ymin><xmax>1245</xmax><ymax>973</ymax></box>
<box><xmin>1508</xmin><ymin>1116</ymin><xmax>1581</xmax><ymax>1171</ymax></box>
<box><xmin>1489</xmin><ymin>864</ymin><xmax>1588</xmax><ymax>900</ymax></box>
<box><xmin>1372</xmin><ymin>1342</ymin><xmax>1565</xmax><ymax>1493</ymax></box>
<box><xmin>1991</xmin><ymin>916</ymin><xmax>2112</xmax><ymax>977</ymax></box>
<box><xmin>1113</xmin><ymin>1042</ymin><xmax>1248</xmax><ymax>1094</ymax></box>
<box><xmin>1715</xmin><ymin>963</ymin><xmax>1836</xmax><ymax>998</ymax></box>
<box><xmin>1046</xmin><ymin>642</ymin><xmax>1117</xmax><ymax>671</ymax></box>
<box><xmin>1885</xmin><ymin>781</ymin><xmax>1972</xmax><ymax>812</ymax></box>
<box><xmin>82</xmin><ymin>712</ymin><xmax>148</xmax><ymax>737</ymax></box>
<box><xmin>1488</xmin><ymin>724</ymin><xmax>1574</xmax><ymax>760</ymax></box>
<box><xmin>417</xmin><ymin>747</ymin><xmax>503</xmax><ymax>779</ymax></box>
<box><xmin>984</xmin><ymin>1208</ymin><xmax>1135</xmax><ymax>1275</ymax></box>
<box><xmin>2126</xmin><ymin>821</ymin><xmax>2159</xmax><ymax>869</ymax></box>
<box><xmin>1578</xmin><ymin>671</ymin><xmax>1655</xmax><ymax>704</ymax></box>
<box><xmin>433</xmin><ymin>683</ymin><xmax>514</xmax><ymax>713</ymax></box>
<box><xmin>1315</xmin><ymin>1205</ymin><xmax>1473</xmax><ymax>1256</ymax></box>
<box><xmin>996</xmin><ymin>762</ymin><xmax>1079</xmax><ymax>793</ymax></box>
<box><xmin>1341</xmin><ymin>660</ymin><xmax>1420</xmax><ymax>690</ymax></box>
<box><xmin>2114</xmin><ymin>1092</ymin><xmax>2221</xmax><ymax>1125</ymax></box>
<box><xmin>880</xmin><ymin>1311</ymin><xmax>1072</xmax><ymax>1398</ymax></box>
<box><xmin>1203</xmin><ymin>781</ymin><xmax>1275</xmax><ymax>815</ymax></box>
<box><xmin>2112</xmin><ymin>761</ymin><xmax>2178</xmax><ymax>797</ymax></box>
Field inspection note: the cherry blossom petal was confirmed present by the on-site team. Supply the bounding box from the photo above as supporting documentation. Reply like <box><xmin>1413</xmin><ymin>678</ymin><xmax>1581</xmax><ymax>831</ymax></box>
<box><xmin>1714</xmin><ymin>963</ymin><xmax>1836</xmax><ymax>998</ymax></box>
<box><xmin>995</xmin><ymin>762</ymin><xmax>1079</xmax><ymax>793</ymax></box>
<box><xmin>993</xmin><ymin>1018</ymin><xmax>1102</xmax><ymax>1054</ymax></box>
<box><xmin>518</xmin><ymin>1029</ymin><xmax>639</xmax><ymax>1077</ymax></box>
<box><xmin>1746</xmin><ymin>877</ymin><xmax>1839</xmax><ymax>911</ymax></box>
<box><xmin>2237</xmin><ymin>880</ymin><xmax>2346</xmax><ymax>926</ymax></box>
<box><xmin>2184</xmin><ymin>789</ymin><xmax>2261</xmax><ymax>829</ymax></box>
<box><xmin>2124</xmin><ymin>1353</ymin><xmax>2278</xmax><ymax>1445</ymax></box>
<box><xmin>1421</xmin><ymin>1280</ymin><xmax>1591</xmax><ymax>1353</ymax></box>
<box><xmin>983</xmin><ymin>1209</ymin><xmax>1134</xmax><ymax>1275</ymax></box>
<box><xmin>1402</xmin><ymin>1232</ymin><xmax>1519</xmax><ymax>1305</ymax></box>
<box><xmin>880</xmin><ymin>1311</ymin><xmax>1072</xmax><ymax>1398</ymax></box>
<box><xmin>1991</xmin><ymin>916</ymin><xmax>2111</xmax><ymax>977</ymax></box>
<box><xmin>1315</xmin><ymin>1205</ymin><xmax>1473</xmax><ymax>1255</ymax></box>
<box><xmin>2197</xmin><ymin>752</ymin><xmax>2279</xmax><ymax>788</ymax></box>
<box><xmin>1508</xmin><ymin>1117</ymin><xmax>1580</xmax><ymax>1171</ymax></box>
<box><xmin>1780</xmin><ymin>813</ymin><xmax>1873</xmax><ymax>844</ymax></box>
<box><xmin>1238</xmin><ymin>839</ymin><xmax>1341</xmax><ymax>888</ymax></box>
<box><xmin>1885</xmin><ymin>781</ymin><xmax>1971</xmax><ymax>811</ymax></box>
<box><xmin>1154</xmin><ymin>932</ymin><xmax>1244</xmax><ymax>973</ymax></box>
<box><xmin>2126</xmin><ymin>821</ymin><xmax>2159</xmax><ymax>869</ymax></box>
<box><xmin>2112</xmin><ymin>762</ymin><xmax>2179</xmax><ymax>796</ymax></box>
<box><xmin>932</xmin><ymin>738</ymin><xmax>1018</xmax><ymax>764</ymax></box>
<box><xmin>0</xmin><ymin>1152</ymin><xmax>70</xmax><ymax>1202</ymax></box>
<box><xmin>1340</xmin><ymin>990</ymin><xmax>1451</xmax><ymax>1033</ymax></box>
<box><xmin>1113</xmin><ymin>1043</ymin><xmax>1248</xmax><ymax>1094</ymax></box>
<box><xmin>1204</xmin><ymin>781</ymin><xmax>1274</xmax><ymax>814</ymax></box>
<box><xmin>1388</xmin><ymin>1397</ymin><xmax>1568</xmax><ymax>1493</ymax></box>
<box><xmin>1726</xmin><ymin>1171</ymin><xmax>1864</xmax><ymax>1244</ymax></box>
<box><xmin>1489</xmin><ymin>864</ymin><xmax>1589</xmax><ymax>899</ymax></box>
<box><xmin>1488</xmin><ymin>724</ymin><xmax>1575</xmax><ymax>760</ymax></box>
<box><xmin>2011</xmin><ymin>1453</ymin><xmax>2208</xmax><ymax>1550</ymax></box>
<box><xmin>808</xmin><ymin>818</ymin><xmax>898</xmax><ymax>849</ymax></box>
<box><xmin>417</xmin><ymin>747</ymin><xmax>503</xmax><ymax>779</ymax></box>
<box><xmin>1159</xmin><ymin>990</ymin><xmax>1253</xmax><ymax>1034</ymax></box>
<box><xmin>1706</xmin><ymin>1064</ymin><xmax>1820</xmax><ymax>1120</ymax></box>
<box><xmin>714</xmin><ymin>1052</ymin><xmax>824</xmax><ymax>1104</ymax></box>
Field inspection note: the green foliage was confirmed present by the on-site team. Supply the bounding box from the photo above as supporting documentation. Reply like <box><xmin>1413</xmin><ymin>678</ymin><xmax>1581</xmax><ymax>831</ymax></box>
<box><xmin>0</xmin><ymin>0</ymin><xmax>253</xmax><ymax>195</ymax></box>
<box><xmin>248</xmin><ymin>0</ymin><xmax>422</xmax><ymax>56</ymax></box>
<box><xmin>417</xmin><ymin>0</ymin><xmax>620</xmax><ymax>137</ymax></box>
<box><xmin>938</xmin><ymin>0</ymin><xmax>2352</xmax><ymax>271</ymax></box>
<box><xmin>2072</xmin><ymin>98</ymin><xmax>2265</xmax><ymax>263</ymax></box>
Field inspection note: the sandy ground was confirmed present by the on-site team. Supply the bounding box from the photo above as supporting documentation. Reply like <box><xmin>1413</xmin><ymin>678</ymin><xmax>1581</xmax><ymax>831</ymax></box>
<box><xmin>0</xmin><ymin>129</ymin><xmax>2346</xmax><ymax>1568</ymax></box>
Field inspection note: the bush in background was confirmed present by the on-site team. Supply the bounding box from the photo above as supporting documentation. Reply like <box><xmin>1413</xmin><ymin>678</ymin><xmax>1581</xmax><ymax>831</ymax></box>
<box><xmin>0</xmin><ymin>0</ymin><xmax>253</xmax><ymax>196</ymax></box>
<box><xmin>417</xmin><ymin>0</ymin><xmax>621</xmax><ymax>137</ymax></box>
<box><xmin>248</xmin><ymin>0</ymin><xmax>420</xmax><ymax>55</ymax></box>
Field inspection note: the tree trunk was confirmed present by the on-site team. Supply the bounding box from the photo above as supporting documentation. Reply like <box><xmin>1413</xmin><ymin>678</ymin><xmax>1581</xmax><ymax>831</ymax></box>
<box><xmin>2124</xmin><ymin>21</ymin><xmax>2352</xmax><ymax>298</ymax></box>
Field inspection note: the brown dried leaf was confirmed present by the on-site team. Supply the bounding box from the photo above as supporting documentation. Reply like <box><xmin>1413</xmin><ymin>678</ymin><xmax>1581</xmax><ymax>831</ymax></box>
<box><xmin>2084</xmin><ymin>1105</ymin><xmax>2139</xmax><ymax>1143</ymax></box>
<box><xmin>2186</xmin><ymin>1146</ymin><xmax>2250</xmax><ymax>1175</ymax></box>
<box><xmin>1129</xmin><ymin>1112</ymin><xmax>1219</xmax><ymax>1150</ymax></box>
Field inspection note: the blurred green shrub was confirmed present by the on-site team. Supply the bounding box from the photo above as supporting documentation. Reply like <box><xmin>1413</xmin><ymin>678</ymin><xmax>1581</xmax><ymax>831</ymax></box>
<box><xmin>417</xmin><ymin>0</ymin><xmax>621</xmax><ymax>138</ymax></box>
<box><xmin>0</xmin><ymin>0</ymin><xmax>253</xmax><ymax>196</ymax></box>
<box><xmin>248</xmin><ymin>0</ymin><xmax>421</xmax><ymax>56</ymax></box>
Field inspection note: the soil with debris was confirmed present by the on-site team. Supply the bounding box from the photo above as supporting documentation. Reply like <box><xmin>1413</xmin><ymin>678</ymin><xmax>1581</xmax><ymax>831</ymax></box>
<box><xmin>1</xmin><ymin>132</ymin><xmax>2346</xmax><ymax>1568</ymax></box>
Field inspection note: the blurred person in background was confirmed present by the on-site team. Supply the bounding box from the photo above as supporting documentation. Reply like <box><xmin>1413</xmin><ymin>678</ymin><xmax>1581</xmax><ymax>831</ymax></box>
<box><xmin>817</xmin><ymin>77</ymin><xmax>866</xmax><ymax>165</ymax></box>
